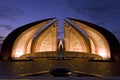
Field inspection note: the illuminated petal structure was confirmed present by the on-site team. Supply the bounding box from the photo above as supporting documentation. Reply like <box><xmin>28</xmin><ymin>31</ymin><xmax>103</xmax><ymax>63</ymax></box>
<box><xmin>64</xmin><ymin>20</ymin><xmax>91</xmax><ymax>53</ymax></box>
<box><xmin>67</xmin><ymin>18</ymin><xmax>120</xmax><ymax>60</ymax></box>
<box><xmin>0</xmin><ymin>18</ymin><xmax>120</xmax><ymax>61</ymax></box>
<box><xmin>31</xmin><ymin>21</ymin><xmax>58</xmax><ymax>52</ymax></box>
<box><xmin>0</xmin><ymin>18</ymin><xmax>57</xmax><ymax>60</ymax></box>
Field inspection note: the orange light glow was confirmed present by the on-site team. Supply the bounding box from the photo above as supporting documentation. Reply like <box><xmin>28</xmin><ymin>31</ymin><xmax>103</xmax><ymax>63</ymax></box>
<box><xmin>12</xmin><ymin>21</ymin><xmax>51</xmax><ymax>58</ymax></box>
<box><xmin>31</xmin><ymin>23</ymin><xmax>58</xmax><ymax>52</ymax></box>
<box><xmin>14</xmin><ymin>47</ymin><xmax>24</xmax><ymax>57</ymax></box>
<box><xmin>98</xmin><ymin>48</ymin><xmax>109</xmax><ymax>59</ymax></box>
<box><xmin>58</xmin><ymin>39</ymin><xmax>64</xmax><ymax>49</ymax></box>
<box><xmin>70</xmin><ymin>20</ymin><xmax>111</xmax><ymax>59</ymax></box>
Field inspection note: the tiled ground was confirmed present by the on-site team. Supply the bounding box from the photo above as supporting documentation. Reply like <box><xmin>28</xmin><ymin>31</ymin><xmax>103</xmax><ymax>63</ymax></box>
<box><xmin>0</xmin><ymin>58</ymin><xmax>120</xmax><ymax>78</ymax></box>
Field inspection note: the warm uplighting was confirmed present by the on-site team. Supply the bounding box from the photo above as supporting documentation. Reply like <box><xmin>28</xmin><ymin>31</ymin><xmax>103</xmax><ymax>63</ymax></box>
<box><xmin>26</xmin><ymin>38</ymin><xmax>33</xmax><ymax>54</ymax></box>
<box><xmin>1</xmin><ymin>18</ymin><xmax>119</xmax><ymax>60</ymax></box>
<box><xmin>99</xmin><ymin>52</ymin><xmax>108</xmax><ymax>59</ymax></box>
<box><xmin>12</xmin><ymin>21</ymin><xmax>51</xmax><ymax>58</ymax></box>
<box><xmin>31</xmin><ymin>22</ymin><xmax>58</xmax><ymax>52</ymax></box>
<box><xmin>64</xmin><ymin>22</ymin><xmax>90</xmax><ymax>53</ymax></box>
<box><xmin>70</xmin><ymin>20</ymin><xmax>110</xmax><ymax>59</ymax></box>
<box><xmin>14</xmin><ymin>47</ymin><xmax>24</xmax><ymax>58</ymax></box>
<box><xmin>89</xmin><ymin>38</ymin><xmax>96</xmax><ymax>54</ymax></box>
<box><xmin>58</xmin><ymin>39</ymin><xmax>64</xmax><ymax>49</ymax></box>
<box><xmin>98</xmin><ymin>48</ymin><xmax>110</xmax><ymax>59</ymax></box>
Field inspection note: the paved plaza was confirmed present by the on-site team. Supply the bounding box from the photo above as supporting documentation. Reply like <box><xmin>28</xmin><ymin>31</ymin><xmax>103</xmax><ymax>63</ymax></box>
<box><xmin>0</xmin><ymin>58</ymin><xmax>120</xmax><ymax>77</ymax></box>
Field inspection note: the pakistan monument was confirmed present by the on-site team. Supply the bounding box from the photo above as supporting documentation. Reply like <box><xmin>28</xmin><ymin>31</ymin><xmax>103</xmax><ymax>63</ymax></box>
<box><xmin>0</xmin><ymin>18</ymin><xmax>120</xmax><ymax>61</ymax></box>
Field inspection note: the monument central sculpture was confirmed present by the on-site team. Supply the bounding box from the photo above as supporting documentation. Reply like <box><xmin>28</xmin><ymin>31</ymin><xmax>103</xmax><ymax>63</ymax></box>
<box><xmin>0</xmin><ymin>18</ymin><xmax>120</xmax><ymax>61</ymax></box>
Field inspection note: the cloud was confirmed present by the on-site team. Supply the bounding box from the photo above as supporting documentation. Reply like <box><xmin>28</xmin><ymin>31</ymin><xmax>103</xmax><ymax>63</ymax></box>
<box><xmin>0</xmin><ymin>36</ymin><xmax>5</xmax><ymax>46</ymax></box>
<box><xmin>0</xmin><ymin>25</ymin><xmax>13</xmax><ymax>30</ymax></box>
<box><xmin>0</xmin><ymin>6</ymin><xmax>25</xmax><ymax>31</ymax></box>
<box><xmin>0</xmin><ymin>6</ymin><xmax>24</xmax><ymax>21</ymax></box>
<box><xmin>67</xmin><ymin>0</ymin><xmax>120</xmax><ymax>25</ymax></box>
<box><xmin>67</xmin><ymin>0</ymin><xmax>120</xmax><ymax>40</ymax></box>
<box><xmin>0</xmin><ymin>36</ymin><xmax>5</xmax><ymax>39</ymax></box>
<box><xmin>0</xmin><ymin>36</ymin><xmax>5</xmax><ymax>42</ymax></box>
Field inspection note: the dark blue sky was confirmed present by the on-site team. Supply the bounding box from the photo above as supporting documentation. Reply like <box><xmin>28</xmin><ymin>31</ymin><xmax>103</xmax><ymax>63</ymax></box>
<box><xmin>0</xmin><ymin>0</ymin><xmax>120</xmax><ymax>42</ymax></box>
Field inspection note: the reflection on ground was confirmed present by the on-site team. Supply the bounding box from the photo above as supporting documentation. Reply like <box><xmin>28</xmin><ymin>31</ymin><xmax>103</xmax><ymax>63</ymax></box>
<box><xmin>0</xmin><ymin>58</ymin><xmax>120</xmax><ymax>77</ymax></box>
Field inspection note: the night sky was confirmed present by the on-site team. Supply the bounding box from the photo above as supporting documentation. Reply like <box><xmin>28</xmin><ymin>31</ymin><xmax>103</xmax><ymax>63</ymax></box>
<box><xmin>0</xmin><ymin>0</ymin><xmax>120</xmax><ymax>43</ymax></box>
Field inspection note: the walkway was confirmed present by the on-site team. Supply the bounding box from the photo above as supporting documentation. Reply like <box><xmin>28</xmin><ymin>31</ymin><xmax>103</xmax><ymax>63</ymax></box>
<box><xmin>0</xmin><ymin>58</ymin><xmax>120</xmax><ymax>77</ymax></box>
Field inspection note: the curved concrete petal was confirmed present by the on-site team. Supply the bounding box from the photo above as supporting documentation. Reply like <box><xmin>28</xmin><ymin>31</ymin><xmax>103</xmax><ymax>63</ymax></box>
<box><xmin>0</xmin><ymin>18</ymin><xmax>55</xmax><ymax>60</ymax></box>
<box><xmin>64</xmin><ymin>21</ymin><xmax>91</xmax><ymax>53</ymax></box>
<box><xmin>32</xmin><ymin>21</ymin><xmax>58</xmax><ymax>52</ymax></box>
<box><xmin>68</xmin><ymin>18</ymin><xmax>120</xmax><ymax>60</ymax></box>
